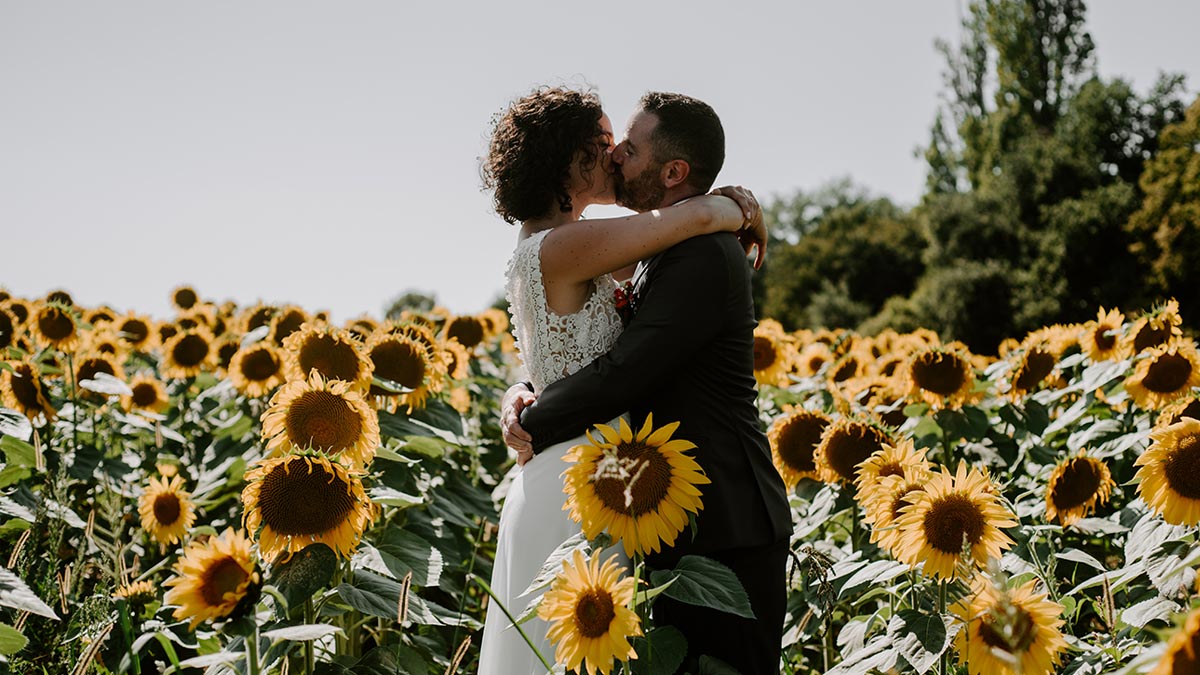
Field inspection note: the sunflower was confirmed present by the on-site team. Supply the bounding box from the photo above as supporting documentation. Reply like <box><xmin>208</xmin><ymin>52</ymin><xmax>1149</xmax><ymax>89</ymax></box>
<box><xmin>241</xmin><ymin>454</ymin><xmax>375</xmax><ymax>560</ymax></box>
<box><xmin>386</xmin><ymin>323</ymin><xmax>443</xmax><ymax>391</ymax></box>
<box><xmin>44</xmin><ymin>289</ymin><xmax>74</xmax><ymax>307</ymax></box>
<box><xmin>1</xmin><ymin>299</ymin><xmax>31</xmax><ymax>326</ymax></box>
<box><xmin>170</xmin><ymin>285</ymin><xmax>200</xmax><ymax>311</ymax></box>
<box><xmin>1125</xmin><ymin>299</ymin><xmax>1183</xmax><ymax>355</ymax></box>
<box><xmin>0</xmin><ymin>358</ymin><xmax>56</xmax><ymax>421</ymax></box>
<box><xmin>768</xmin><ymin>408</ymin><xmax>832</xmax><ymax>490</ymax></box>
<box><xmin>74</xmin><ymin>353</ymin><xmax>125</xmax><ymax>402</ymax></box>
<box><xmin>81</xmin><ymin>305</ymin><xmax>116</xmax><ymax>328</ymax></box>
<box><xmin>269</xmin><ymin>305</ymin><xmax>309</xmax><ymax>346</ymax></box>
<box><xmin>365</xmin><ymin>330</ymin><xmax>444</xmax><ymax>411</ymax></box>
<box><xmin>827</xmin><ymin>350</ymin><xmax>868</xmax><ymax>387</ymax></box>
<box><xmin>0</xmin><ymin>306</ymin><xmax>21</xmax><ymax>351</ymax></box>
<box><xmin>228</xmin><ymin>342</ymin><xmax>286</xmax><ymax>398</ymax></box>
<box><xmin>281</xmin><ymin>322</ymin><xmax>373</xmax><ymax>391</ymax></box>
<box><xmin>30</xmin><ymin>301</ymin><xmax>81</xmax><ymax>351</ymax></box>
<box><xmin>997</xmin><ymin>338</ymin><xmax>1019</xmax><ymax>358</ymax></box>
<box><xmin>562</xmin><ymin>415</ymin><xmax>710</xmax><ymax>557</ymax></box>
<box><xmin>138</xmin><ymin>475</ymin><xmax>197</xmax><ymax>546</ymax></box>
<box><xmin>344</xmin><ymin>315</ymin><xmax>379</xmax><ymax>343</ymax></box>
<box><xmin>1082</xmin><ymin>307</ymin><xmax>1126</xmax><ymax>362</ymax></box>
<box><xmin>1124</xmin><ymin>340</ymin><xmax>1200</xmax><ymax>411</ymax></box>
<box><xmin>1150</xmin><ymin>607</ymin><xmax>1200</xmax><ymax>675</ymax></box>
<box><xmin>444</xmin><ymin>314</ymin><xmax>486</xmax><ymax>350</ymax></box>
<box><xmin>1007</xmin><ymin>343</ymin><xmax>1058</xmax><ymax>400</ymax></box>
<box><xmin>893</xmin><ymin>462</ymin><xmax>1017</xmax><ymax>581</ymax></box>
<box><xmin>440</xmin><ymin>339</ymin><xmax>471</xmax><ymax>381</ymax></box>
<box><xmin>1044</xmin><ymin>452</ymin><xmax>1114</xmax><ymax>526</ymax></box>
<box><xmin>951</xmin><ymin>575</ymin><xmax>1068</xmax><ymax>675</ymax></box>
<box><xmin>796</xmin><ymin>342</ymin><xmax>834</xmax><ymax>377</ymax></box>
<box><xmin>214</xmin><ymin>336</ymin><xmax>241</xmax><ymax>375</ymax></box>
<box><xmin>1135</xmin><ymin>417</ymin><xmax>1200</xmax><ymax>526</ymax></box>
<box><xmin>813</xmin><ymin>417</ymin><xmax>894</xmax><ymax>484</ymax></box>
<box><xmin>260</xmin><ymin>371</ymin><xmax>380</xmax><ymax>467</ymax></box>
<box><xmin>240</xmin><ymin>303</ymin><xmax>278</xmax><ymax>335</ymax></box>
<box><xmin>113</xmin><ymin>579</ymin><xmax>156</xmax><ymax>603</ymax></box>
<box><xmin>83</xmin><ymin>328</ymin><xmax>128</xmax><ymax>361</ymax></box>
<box><xmin>753</xmin><ymin>326</ymin><xmax>793</xmax><ymax>387</ymax></box>
<box><xmin>480</xmin><ymin>307</ymin><xmax>510</xmax><ymax>338</ymax></box>
<box><xmin>447</xmin><ymin>385</ymin><xmax>471</xmax><ymax>414</ymax></box>
<box><xmin>904</xmin><ymin>347</ymin><xmax>976</xmax><ymax>409</ymax></box>
<box><xmin>863</xmin><ymin>468</ymin><xmax>929</xmax><ymax>556</ymax></box>
<box><xmin>873</xmin><ymin>353</ymin><xmax>908</xmax><ymax>379</ymax></box>
<box><xmin>1158</xmin><ymin>396</ymin><xmax>1200</xmax><ymax>429</ymax></box>
<box><xmin>114</xmin><ymin>312</ymin><xmax>157</xmax><ymax>352</ymax></box>
<box><xmin>161</xmin><ymin>327</ymin><xmax>216</xmax><ymax>380</ymax></box>
<box><xmin>163</xmin><ymin>528</ymin><xmax>260</xmax><ymax>630</ymax></box>
<box><xmin>855</xmin><ymin>438</ymin><xmax>931</xmax><ymax>506</ymax></box>
<box><xmin>539</xmin><ymin>549</ymin><xmax>641</xmax><ymax>675</ymax></box>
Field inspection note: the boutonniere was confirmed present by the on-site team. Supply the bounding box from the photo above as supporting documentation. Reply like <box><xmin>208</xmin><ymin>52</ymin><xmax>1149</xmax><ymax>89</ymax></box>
<box><xmin>613</xmin><ymin>280</ymin><xmax>639</xmax><ymax>327</ymax></box>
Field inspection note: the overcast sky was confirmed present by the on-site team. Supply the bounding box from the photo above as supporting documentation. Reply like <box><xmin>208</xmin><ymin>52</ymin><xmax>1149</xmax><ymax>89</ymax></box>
<box><xmin>2</xmin><ymin>1</ymin><xmax>1197</xmax><ymax>322</ymax></box>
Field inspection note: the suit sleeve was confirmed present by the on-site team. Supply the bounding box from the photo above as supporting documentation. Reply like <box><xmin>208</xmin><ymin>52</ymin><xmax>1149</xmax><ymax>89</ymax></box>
<box><xmin>521</xmin><ymin>234</ymin><xmax>733</xmax><ymax>451</ymax></box>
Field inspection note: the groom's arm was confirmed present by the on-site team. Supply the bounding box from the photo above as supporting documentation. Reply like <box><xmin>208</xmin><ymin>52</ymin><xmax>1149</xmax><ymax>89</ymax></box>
<box><xmin>520</xmin><ymin>233</ymin><xmax>735</xmax><ymax>452</ymax></box>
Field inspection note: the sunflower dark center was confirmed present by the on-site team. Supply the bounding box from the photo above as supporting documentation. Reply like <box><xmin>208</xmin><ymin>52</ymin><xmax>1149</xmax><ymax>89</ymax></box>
<box><xmin>257</xmin><ymin>459</ymin><xmax>356</xmax><ymax>535</ymax></box>
<box><xmin>880</xmin><ymin>360</ymin><xmax>900</xmax><ymax>378</ymax></box>
<box><xmin>574</xmin><ymin>588</ymin><xmax>616</xmax><ymax>639</ymax></box>
<box><xmin>248</xmin><ymin>307</ymin><xmax>276</xmax><ymax>332</ymax></box>
<box><xmin>891</xmin><ymin>486</ymin><xmax>925</xmax><ymax>521</ymax></box>
<box><xmin>1014</xmin><ymin>349</ymin><xmax>1055</xmax><ymax>392</ymax></box>
<box><xmin>912</xmin><ymin>353</ymin><xmax>967</xmax><ymax>396</ymax></box>
<box><xmin>173</xmin><ymin>334</ymin><xmax>210</xmax><ymax>367</ymax></box>
<box><xmin>38</xmin><ymin>308</ymin><xmax>75</xmax><ymax>341</ymax></box>
<box><xmin>272</xmin><ymin>312</ymin><xmax>306</xmax><ymax>345</ymax></box>
<box><xmin>153</xmin><ymin>492</ymin><xmax>182</xmax><ymax>526</ymax></box>
<box><xmin>284</xmin><ymin>390</ymin><xmax>363</xmax><ymax>453</ymax></box>
<box><xmin>131</xmin><ymin>382</ymin><xmax>160</xmax><ymax>407</ymax></box>
<box><xmin>777</xmin><ymin>416</ymin><xmax>828</xmax><ymax>474</ymax></box>
<box><xmin>808</xmin><ymin>355</ymin><xmax>828</xmax><ymax>372</ymax></box>
<box><xmin>77</xmin><ymin>358</ymin><xmax>116</xmax><ymax>385</ymax></box>
<box><xmin>753</xmin><ymin>336</ymin><xmax>777</xmax><ymax>371</ymax></box>
<box><xmin>370</xmin><ymin>341</ymin><xmax>425</xmax><ymax>394</ymax></box>
<box><xmin>1163</xmin><ymin>432</ymin><xmax>1200</xmax><ymax>500</ymax></box>
<box><xmin>1051</xmin><ymin>458</ymin><xmax>1103</xmax><ymax>511</ymax></box>
<box><xmin>300</xmin><ymin>335</ymin><xmax>361</xmax><ymax>382</ymax></box>
<box><xmin>593</xmin><ymin>441</ymin><xmax>673</xmax><ymax>517</ymax></box>
<box><xmin>241</xmin><ymin>348</ymin><xmax>281</xmax><ymax>382</ymax></box>
<box><xmin>177</xmin><ymin>317</ymin><xmax>200</xmax><ymax>330</ymax></box>
<box><xmin>1092</xmin><ymin>324</ymin><xmax>1118</xmax><ymax>352</ymax></box>
<box><xmin>1141</xmin><ymin>352</ymin><xmax>1193</xmax><ymax>394</ymax></box>
<box><xmin>922</xmin><ymin>493</ymin><xmax>987</xmax><ymax>554</ymax></box>
<box><xmin>159</xmin><ymin>324</ymin><xmax>178</xmax><ymax>342</ymax></box>
<box><xmin>47</xmin><ymin>291</ymin><xmax>73</xmax><ymax>306</ymax></box>
<box><xmin>218</xmin><ymin>342</ymin><xmax>239</xmax><ymax>369</ymax></box>
<box><xmin>119</xmin><ymin>319</ymin><xmax>150</xmax><ymax>345</ymax></box>
<box><xmin>0</xmin><ymin>312</ymin><xmax>14</xmax><ymax>349</ymax></box>
<box><xmin>200</xmin><ymin>556</ymin><xmax>249</xmax><ymax>606</ymax></box>
<box><xmin>1166</xmin><ymin>399</ymin><xmax>1200</xmax><ymax>426</ymax></box>
<box><xmin>174</xmin><ymin>289</ymin><xmax>198</xmax><ymax>309</ymax></box>
<box><xmin>7</xmin><ymin>303</ymin><xmax>29</xmax><ymax>323</ymax></box>
<box><xmin>10</xmin><ymin>365</ymin><xmax>43</xmax><ymax>409</ymax></box>
<box><xmin>826</xmin><ymin>424</ymin><xmax>890</xmax><ymax>482</ymax></box>
<box><xmin>447</xmin><ymin>318</ymin><xmax>485</xmax><ymax>349</ymax></box>
<box><xmin>1133</xmin><ymin>321</ymin><xmax>1170</xmax><ymax>352</ymax></box>
<box><xmin>832</xmin><ymin>357</ymin><xmax>859</xmax><ymax>383</ymax></box>
<box><xmin>977</xmin><ymin>605</ymin><xmax>1037</xmax><ymax>654</ymax></box>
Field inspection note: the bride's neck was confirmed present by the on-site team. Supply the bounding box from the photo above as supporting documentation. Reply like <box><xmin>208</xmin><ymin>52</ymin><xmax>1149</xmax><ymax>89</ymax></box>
<box><xmin>522</xmin><ymin>198</ymin><xmax>588</xmax><ymax>234</ymax></box>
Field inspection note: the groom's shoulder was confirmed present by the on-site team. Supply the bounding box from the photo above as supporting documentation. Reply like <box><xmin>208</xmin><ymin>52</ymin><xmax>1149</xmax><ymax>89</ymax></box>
<box><xmin>666</xmin><ymin>231</ymin><xmax>742</xmax><ymax>266</ymax></box>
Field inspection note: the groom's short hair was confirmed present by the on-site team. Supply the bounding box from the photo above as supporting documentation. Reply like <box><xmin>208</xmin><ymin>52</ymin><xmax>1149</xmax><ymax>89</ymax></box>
<box><xmin>639</xmin><ymin>92</ymin><xmax>725</xmax><ymax>193</ymax></box>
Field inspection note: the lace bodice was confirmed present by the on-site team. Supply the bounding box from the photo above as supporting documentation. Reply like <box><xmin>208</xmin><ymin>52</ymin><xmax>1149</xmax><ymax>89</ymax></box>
<box><xmin>504</xmin><ymin>229</ymin><xmax>624</xmax><ymax>392</ymax></box>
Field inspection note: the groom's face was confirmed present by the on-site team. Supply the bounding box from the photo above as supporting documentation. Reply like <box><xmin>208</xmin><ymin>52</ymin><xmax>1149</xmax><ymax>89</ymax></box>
<box><xmin>612</xmin><ymin>110</ymin><xmax>666</xmax><ymax>212</ymax></box>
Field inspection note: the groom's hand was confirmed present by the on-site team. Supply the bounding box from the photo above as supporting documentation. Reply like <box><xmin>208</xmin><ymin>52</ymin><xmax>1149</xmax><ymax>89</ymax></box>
<box><xmin>500</xmin><ymin>383</ymin><xmax>537</xmax><ymax>464</ymax></box>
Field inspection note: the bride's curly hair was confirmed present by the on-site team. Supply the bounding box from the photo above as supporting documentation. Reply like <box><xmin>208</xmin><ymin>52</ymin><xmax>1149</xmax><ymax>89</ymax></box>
<box><xmin>482</xmin><ymin>86</ymin><xmax>605</xmax><ymax>224</ymax></box>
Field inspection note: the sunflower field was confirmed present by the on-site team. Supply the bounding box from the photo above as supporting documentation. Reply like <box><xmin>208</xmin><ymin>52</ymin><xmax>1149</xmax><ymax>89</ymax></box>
<box><xmin>0</xmin><ymin>286</ymin><xmax>1198</xmax><ymax>675</ymax></box>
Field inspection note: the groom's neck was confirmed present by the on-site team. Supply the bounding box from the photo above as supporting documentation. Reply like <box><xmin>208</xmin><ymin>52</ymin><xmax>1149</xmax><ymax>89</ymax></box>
<box><xmin>654</xmin><ymin>185</ymin><xmax>705</xmax><ymax>210</ymax></box>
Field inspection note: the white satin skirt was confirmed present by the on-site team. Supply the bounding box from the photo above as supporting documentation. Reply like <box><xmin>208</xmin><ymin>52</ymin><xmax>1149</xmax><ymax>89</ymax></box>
<box><xmin>477</xmin><ymin>418</ymin><xmax>631</xmax><ymax>674</ymax></box>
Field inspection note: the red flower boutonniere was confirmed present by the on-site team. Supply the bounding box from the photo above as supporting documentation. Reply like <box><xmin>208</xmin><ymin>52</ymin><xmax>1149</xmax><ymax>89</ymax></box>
<box><xmin>614</xmin><ymin>281</ymin><xmax>639</xmax><ymax>327</ymax></box>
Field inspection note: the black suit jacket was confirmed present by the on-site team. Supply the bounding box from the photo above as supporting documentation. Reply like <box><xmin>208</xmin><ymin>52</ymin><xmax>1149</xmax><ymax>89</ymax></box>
<box><xmin>519</xmin><ymin>232</ymin><xmax>792</xmax><ymax>564</ymax></box>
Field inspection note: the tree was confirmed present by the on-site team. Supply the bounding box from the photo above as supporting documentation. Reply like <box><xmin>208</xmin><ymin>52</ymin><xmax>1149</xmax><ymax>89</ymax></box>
<box><xmin>384</xmin><ymin>290</ymin><xmax>437</xmax><ymax>320</ymax></box>
<box><xmin>1126</xmin><ymin>95</ymin><xmax>1200</xmax><ymax>327</ymax></box>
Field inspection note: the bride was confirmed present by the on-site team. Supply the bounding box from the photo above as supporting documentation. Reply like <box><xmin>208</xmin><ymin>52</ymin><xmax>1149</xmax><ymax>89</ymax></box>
<box><xmin>476</xmin><ymin>86</ymin><xmax>762</xmax><ymax>674</ymax></box>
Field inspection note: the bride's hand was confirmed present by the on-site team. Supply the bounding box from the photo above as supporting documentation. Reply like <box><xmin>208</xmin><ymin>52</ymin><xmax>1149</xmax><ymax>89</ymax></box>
<box><xmin>500</xmin><ymin>383</ymin><xmax>537</xmax><ymax>463</ymax></box>
<box><xmin>710</xmin><ymin>185</ymin><xmax>766</xmax><ymax>269</ymax></box>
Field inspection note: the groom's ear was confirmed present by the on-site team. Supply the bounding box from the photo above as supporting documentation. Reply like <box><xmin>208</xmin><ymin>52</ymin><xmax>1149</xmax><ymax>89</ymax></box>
<box><xmin>660</xmin><ymin>159</ymin><xmax>691</xmax><ymax>190</ymax></box>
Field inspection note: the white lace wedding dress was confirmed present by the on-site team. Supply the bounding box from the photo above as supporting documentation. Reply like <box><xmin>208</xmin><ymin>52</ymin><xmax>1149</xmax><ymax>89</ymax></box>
<box><xmin>477</xmin><ymin>228</ymin><xmax>628</xmax><ymax>674</ymax></box>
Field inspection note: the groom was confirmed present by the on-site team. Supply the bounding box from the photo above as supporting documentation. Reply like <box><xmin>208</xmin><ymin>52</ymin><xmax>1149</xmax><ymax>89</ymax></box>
<box><xmin>501</xmin><ymin>92</ymin><xmax>792</xmax><ymax>674</ymax></box>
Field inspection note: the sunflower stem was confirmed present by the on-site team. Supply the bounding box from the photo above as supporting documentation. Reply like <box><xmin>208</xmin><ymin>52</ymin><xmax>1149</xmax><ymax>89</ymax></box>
<box><xmin>304</xmin><ymin>597</ymin><xmax>315</xmax><ymax>675</ymax></box>
<box><xmin>470</xmin><ymin>574</ymin><xmax>554</xmax><ymax>673</ymax></box>
<box><xmin>67</xmin><ymin>350</ymin><xmax>78</xmax><ymax>454</ymax></box>
<box><xmin>246</xmin><ymin>626</ymin><xmax>261</xmax><ymax>675</ymax></box>
<box><xmin>938</xmin><ymin>580</ymin><xmax>948</xmax><ymax>675</ymax></box>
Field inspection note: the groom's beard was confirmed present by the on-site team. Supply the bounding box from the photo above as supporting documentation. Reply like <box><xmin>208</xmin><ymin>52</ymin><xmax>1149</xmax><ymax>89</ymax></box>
<box><xmin>615</xmin><ymin>164</ymin><xmax>666</xmax><ymax>213</ymax></box>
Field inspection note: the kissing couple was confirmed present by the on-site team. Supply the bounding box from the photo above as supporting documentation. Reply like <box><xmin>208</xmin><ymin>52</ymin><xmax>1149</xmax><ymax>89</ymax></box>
<box><xmin>477</xmin><ymin>86</ymin><xmax>793</xmax><ymax>675</ymax></box>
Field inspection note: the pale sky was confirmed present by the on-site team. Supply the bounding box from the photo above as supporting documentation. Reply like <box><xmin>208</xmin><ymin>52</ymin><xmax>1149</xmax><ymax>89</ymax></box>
<box><xmin>2</xmin><ymin>1</ymin><xmax>1197</xmax><ymax>323</ymax></box>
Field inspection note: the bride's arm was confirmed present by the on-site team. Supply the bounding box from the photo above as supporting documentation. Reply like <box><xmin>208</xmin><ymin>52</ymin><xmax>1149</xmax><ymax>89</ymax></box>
<box><xmin>539</xmin><ymin>194</ymin><xmax>750</xmax><ymax>286</ymax></box>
